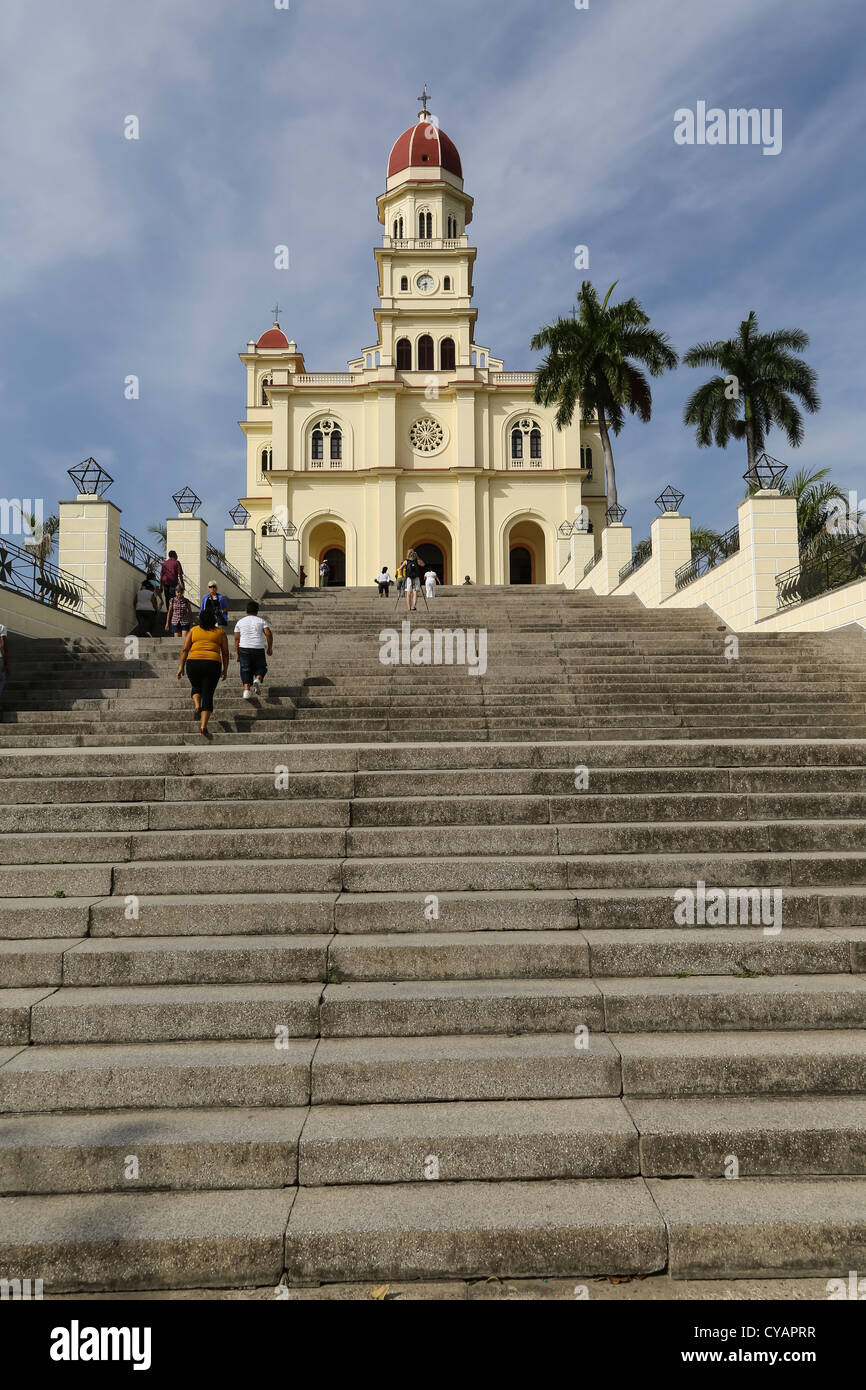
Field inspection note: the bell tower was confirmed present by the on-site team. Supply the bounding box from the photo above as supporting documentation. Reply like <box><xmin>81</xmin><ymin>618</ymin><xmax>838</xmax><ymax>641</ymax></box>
<box><xmin>374</xmin><ymin>93</ymin><xmax>477</xmax><ymax>368</ymax></box>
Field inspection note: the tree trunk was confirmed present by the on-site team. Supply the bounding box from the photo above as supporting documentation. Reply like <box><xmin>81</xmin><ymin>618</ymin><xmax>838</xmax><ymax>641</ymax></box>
<box><xmin>744</xmin><ymin>396</ymin><xmax>758</xmax><ymax>490</ymax></box>
<box><xmin>597</xmin><ymin>409</ymin><xmax>617</xmax><ymax>510</ymax></box>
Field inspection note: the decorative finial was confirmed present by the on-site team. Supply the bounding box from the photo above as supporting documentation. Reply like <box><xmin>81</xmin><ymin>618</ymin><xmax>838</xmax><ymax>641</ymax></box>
<box><xmin>271</xmin><ymin>302</ymin><xmax>282</xmax><ymax>326</ymax></box>
<box><xmin>417</xmin><ymin>84</ymin><xmax>431</xmax><ymax>118</ymax></box>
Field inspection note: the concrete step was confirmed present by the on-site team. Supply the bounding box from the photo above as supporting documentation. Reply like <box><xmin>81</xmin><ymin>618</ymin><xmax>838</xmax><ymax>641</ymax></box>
<box><xmin>299</xmin><ymin>1097</ymin><xmax>637</xmax><ymax>1184</ymax></box>
<box><xmin>283</xmin><ymin>1179</ymin><xmax>665</xmax><ymax>1283</ymax></box>
<box><xmin>27</xmin><ymin>983</ymin><xmax>323</xmax><ymax>1044</ymax></box>
<box><xmin>311</xmin><ymin>1033</ymin><xmax>621</xmax><ymax>1103</ymax></box>
<box><xmin>0</xmin><ymin>1107</ymin><xmax>305</xmax><ymax>1194</ymax></box>
<box><xmin>616</xmin><ymin>1030</ymin><xmax>866</xmax><ymax>1096</ymax></box>
<box><xmin>625</xmin><ymin>1096</ymin><xmax>866</xmax><ymax>1175</ymax></box>
<box><xmin>648</xmin><ymin>1178</ymin><xmax>866</xmax><ymax>1278</ymax></box>
<box><xmin>0</xmin><ymin>1039</ymin><xmax>316</xmax><ymax>1112</ymax></box>
<box><xmin>0</xmin><ymin>1187</ymin><xmax>294</xmax><ymax>1292</ymax></box>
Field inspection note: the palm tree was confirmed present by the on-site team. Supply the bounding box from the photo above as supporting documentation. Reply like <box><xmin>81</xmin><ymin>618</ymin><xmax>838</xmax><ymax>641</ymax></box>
<box><xmin>683</xmin><ymin>311</ymin><xmax>820</xmax><ymax>488</ymax></box>
<box><xmin>148</xmin><ymin>522</ymin><xmax>167</xmax><ymax>553</ymax></box>
<box><xmin>689</xmin><ymin>526</ymin><xmax>724</xmax><ymax>561</ymax></box>
<box><xmin>779</xmin><ymin>467</ymin><xmax>848</xmax><ymax>558</ymax></box>
<box><xmin>19</xmin><ymin>510</ymin><xmax>59</xmax><ymax>572</ymax></box>
<box><xmin>532</xmin><ymin>281</ymin><xmax>678</xmax><ymax>509</ymax></box>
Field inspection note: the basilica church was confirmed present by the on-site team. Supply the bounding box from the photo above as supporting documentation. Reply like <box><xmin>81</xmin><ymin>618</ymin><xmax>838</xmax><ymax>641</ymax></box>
<box><xmin>236</xmin><ymin>93</ymin><xmax>607</xmax><ymax>586</ymax></box>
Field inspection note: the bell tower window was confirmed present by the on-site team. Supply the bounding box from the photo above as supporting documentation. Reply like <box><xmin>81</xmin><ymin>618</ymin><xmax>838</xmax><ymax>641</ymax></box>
<box><xmin>260</xmin><ymin>375</ymin><xmax>272</xmax><ymax>406</ymax></box>
<box><xmin>396</xmin><ymin>338</ymin><xmax>412</xmax><ymax>370</ymax></box>
<box><xmin>440</xmin><ymin>338</ymin><xmax>456</xmax><ymax>370</ymax></box>
<box><xmin>400</xmin><ymin>275</ymin><xmax>409</xmax><ymax>292</ymax></box>
<box><xmin>418</xmin><ymin>210</ymin><xmax>432</xmax><ymax>239</ymax></box>
<box><xmin>418</xmin><ymin>335</ymin><xmax>434</xmax><ymax>371</ymax></box>
<box><xmin>392</xmin><ymin>215</ymin><xmax>404</xmax><ymax>239</ymax></box>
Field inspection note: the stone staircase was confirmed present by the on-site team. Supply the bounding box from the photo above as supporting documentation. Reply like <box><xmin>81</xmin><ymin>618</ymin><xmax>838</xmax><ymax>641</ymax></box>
<box><xmin>1</xmin><ymin>584</ymin><xmax>866</xmax><ymax>1293</ymax></box>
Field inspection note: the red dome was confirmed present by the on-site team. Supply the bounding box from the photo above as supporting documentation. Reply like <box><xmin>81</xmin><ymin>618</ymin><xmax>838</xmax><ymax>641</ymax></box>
<box><xmin>257</xmin><ymin>326</ymin><xmax>289</xmax><ymax>349</ymax></box>
<box><xmin>388</xmin><ymin>120</ymin><xmax>462</xmax><ymax>179</ymax></box>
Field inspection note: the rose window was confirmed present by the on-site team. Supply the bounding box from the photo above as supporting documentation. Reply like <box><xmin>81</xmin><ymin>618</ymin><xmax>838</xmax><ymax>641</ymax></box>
<box><xmin>410</xmin><ymin>418</ymin><xmax>444</xmax><ymax>453</ymax></box>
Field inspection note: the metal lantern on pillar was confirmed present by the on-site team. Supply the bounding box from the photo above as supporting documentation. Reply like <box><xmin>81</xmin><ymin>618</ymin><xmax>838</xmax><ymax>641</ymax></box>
<box><xmin>68</xmin><ymin>458</ymin><xmax>114</xmax><ymax>497</ymax></box>
<box><xmin>172</xmin><ymin>487</ymin><xmax>202</xmax><ymax>516</ymax></box>
<box><xmin>746</xmin><ymin>454</ymin><xmax>787</xmax><ymax>490</ymax></box>
<box><xmin>655</xmin><ymin>485</ymin><xmax>684</xmax><ymax>514</ymax></box>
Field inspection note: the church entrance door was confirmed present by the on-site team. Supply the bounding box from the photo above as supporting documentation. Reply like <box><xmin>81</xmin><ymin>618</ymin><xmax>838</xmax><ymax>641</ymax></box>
<box><xmin>321</xmin><ymin>547</ymin><xmax>346</xmax><ymax>587</ymax></box>
<box><xmin>509</xmin><ymin>546</ymin><xmax>533</xmax><ymax>584</ymax></box>
<box><xmin>415</xmin><ymin>543</ymin><xmax>445</xmax><ymax>584</ymax></box>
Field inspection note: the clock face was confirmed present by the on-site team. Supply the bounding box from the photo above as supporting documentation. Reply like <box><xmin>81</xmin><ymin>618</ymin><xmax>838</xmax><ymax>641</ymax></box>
<box><xmin>416</xmin><ymin>274</ymin><xmax>435</xmax><ymax>293</ymax></box>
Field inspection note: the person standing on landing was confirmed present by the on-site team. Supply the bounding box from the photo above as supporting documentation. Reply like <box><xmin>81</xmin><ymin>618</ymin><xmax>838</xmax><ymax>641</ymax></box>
<box><xmin>234</xmin><ymin>600</ymin><xmax>273</xmax><ymax>700</ymax></box>
<box><xmin>159</xmin><ymin>551</ymin><xmax>184</xmax><ymax>610</ymax></box>
<box><xmin>404</xmin><ymin>549</ymin><xmax>422</xmax><ymax>613</ymax></box>
<box><xmin>177</xmin><ymin>608</ymin><xmax>229</xmax><ymax>738</ymax></box>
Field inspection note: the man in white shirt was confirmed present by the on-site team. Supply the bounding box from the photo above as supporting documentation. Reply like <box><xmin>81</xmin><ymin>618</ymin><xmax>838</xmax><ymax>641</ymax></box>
<box><xmin>424</xmin><ymin>568</ymin><xmax>439</xmax><ymax>599</ymax></box>
<box><xmin>233</xmin><ymin>600</ymin><xmax>273</xmax><ymax>700</ymax></box>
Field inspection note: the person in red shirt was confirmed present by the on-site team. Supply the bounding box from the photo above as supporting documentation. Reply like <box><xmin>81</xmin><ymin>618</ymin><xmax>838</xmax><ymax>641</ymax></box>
<box><xmin>159</xmin><ymin>551</ymin><xmax>184</xmax><ymax>608</ymax></box>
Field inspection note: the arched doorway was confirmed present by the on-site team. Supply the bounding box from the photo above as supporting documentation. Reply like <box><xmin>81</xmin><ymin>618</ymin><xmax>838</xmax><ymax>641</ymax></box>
<box><xmin>305</xmin><ymin>519</ymin><xmax>348</xmax><ymax>588</ymax></box>
<box><xmin>505</xmin><ymin>519</ymin><xmax>547</xmax><ymax>585</ymax></box>
<box><xmin>401</xmin><ymin>516</ymin><xmax>454</xmax><ymax>584</ymax></box>
<box><xmin>510</xmin><ymin>546</ymin><xmax>533</xmax><ymax>584</ymax></box>
<box><xmin>415</xmin><ymin>543</ymin><xmax>445</xmax><ymax>583</ymax></box>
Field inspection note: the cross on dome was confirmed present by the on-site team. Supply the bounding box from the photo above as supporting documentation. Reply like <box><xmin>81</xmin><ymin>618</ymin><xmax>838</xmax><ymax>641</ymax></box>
<box><xmin>417</xmin><ymin>84</ymin><xmax>431</xmax><ymax>117</ymax></box>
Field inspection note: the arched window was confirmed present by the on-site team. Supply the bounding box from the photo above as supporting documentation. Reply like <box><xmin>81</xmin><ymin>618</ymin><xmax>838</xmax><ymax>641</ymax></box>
<box><xmin>400</xmin><ymin>275</ymin><xmax>409</xmax><ymax>292</ymax></box>
<box><xmin>396</xmin><ymin>338</ymin><xmax>412</xmax><ymax>370</ymax></box>
<box><xmin>261</xmin><ymin>446</ymin><xmax>273</xmax><ymax>471</ymax></box>
<box><xmin>392</xmin><ymin>216</ymin><xmax>404</xmax><ymax>239</ymax></box>
<box><xmin>580</xmin><ymin>445</ymin><xmax>593</xmax><ymax>472</ymax></box>
<box><xmin>446</xmin><ymin>215</ymin><xmax>459</xmax><ymax>238</ymax></box>
<box><xmin>440</xmin><ymin>337</ymin><xmax>456</xmax><ymax>370</ymax></box>
<box><xmin>418</xmin><ymin>210</ymin><xmax>432</xmax><ymax>238</ymax></box>
<box><xmin>510</xmin><ymin>417</ymin><xmax>542</xmax><ymax>467</ymax></box>
<box><xmin>418</xmin><ymin>335</ymin><xmax>434</xmax><ymax>371</ymax></box>
<box><xmin>443</xmin><ymin>276</ymin><xmax>452</xmax><ymax>291</ymax></box>
<box><xmin>260</xmin><ymin>375</ymin><xmax>272</xmax><ymax>406</ymax></box>
<box><xmin>311</xmin><ymin>419</ymin><xmax>343</xmax><ymax>469</ymax></box>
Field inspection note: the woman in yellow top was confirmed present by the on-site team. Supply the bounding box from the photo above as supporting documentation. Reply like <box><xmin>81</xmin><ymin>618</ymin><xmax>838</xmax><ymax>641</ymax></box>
<box><xmin>176</xmin><ymin>608</ymin><xmax>229</xmax><ymax>739</ymax></box>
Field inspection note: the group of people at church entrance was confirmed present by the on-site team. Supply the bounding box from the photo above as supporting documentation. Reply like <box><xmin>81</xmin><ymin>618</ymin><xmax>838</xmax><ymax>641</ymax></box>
<box><xmin>376</xmin><ymin>551</ymin><xmax>439</xmax><ymax>609</ymax></box>
<box><xmin>175</xmin><ymin>598</ymin><xmax>273</xmax><ymax>738</ymax></box>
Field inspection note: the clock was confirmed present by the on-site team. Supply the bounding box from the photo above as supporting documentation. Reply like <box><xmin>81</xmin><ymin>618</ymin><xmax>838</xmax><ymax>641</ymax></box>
<box><xmin>416</xmin><ymin>274</ymin><xmax>435</xmax><ymax>293</ymax></box>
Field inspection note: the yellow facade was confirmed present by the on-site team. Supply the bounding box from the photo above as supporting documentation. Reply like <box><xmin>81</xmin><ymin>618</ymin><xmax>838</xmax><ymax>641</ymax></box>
<box><xmin>236</xmin><ymin>103</ymin><xmax>607</xmax><ymax>585</ymax></box>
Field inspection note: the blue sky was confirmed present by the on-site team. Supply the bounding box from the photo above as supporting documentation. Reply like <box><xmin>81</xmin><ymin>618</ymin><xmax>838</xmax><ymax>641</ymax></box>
<box><xmin>1</xmin><ymin>0</ymin><xmax>864</xmax><ymax>549</ymax></box>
